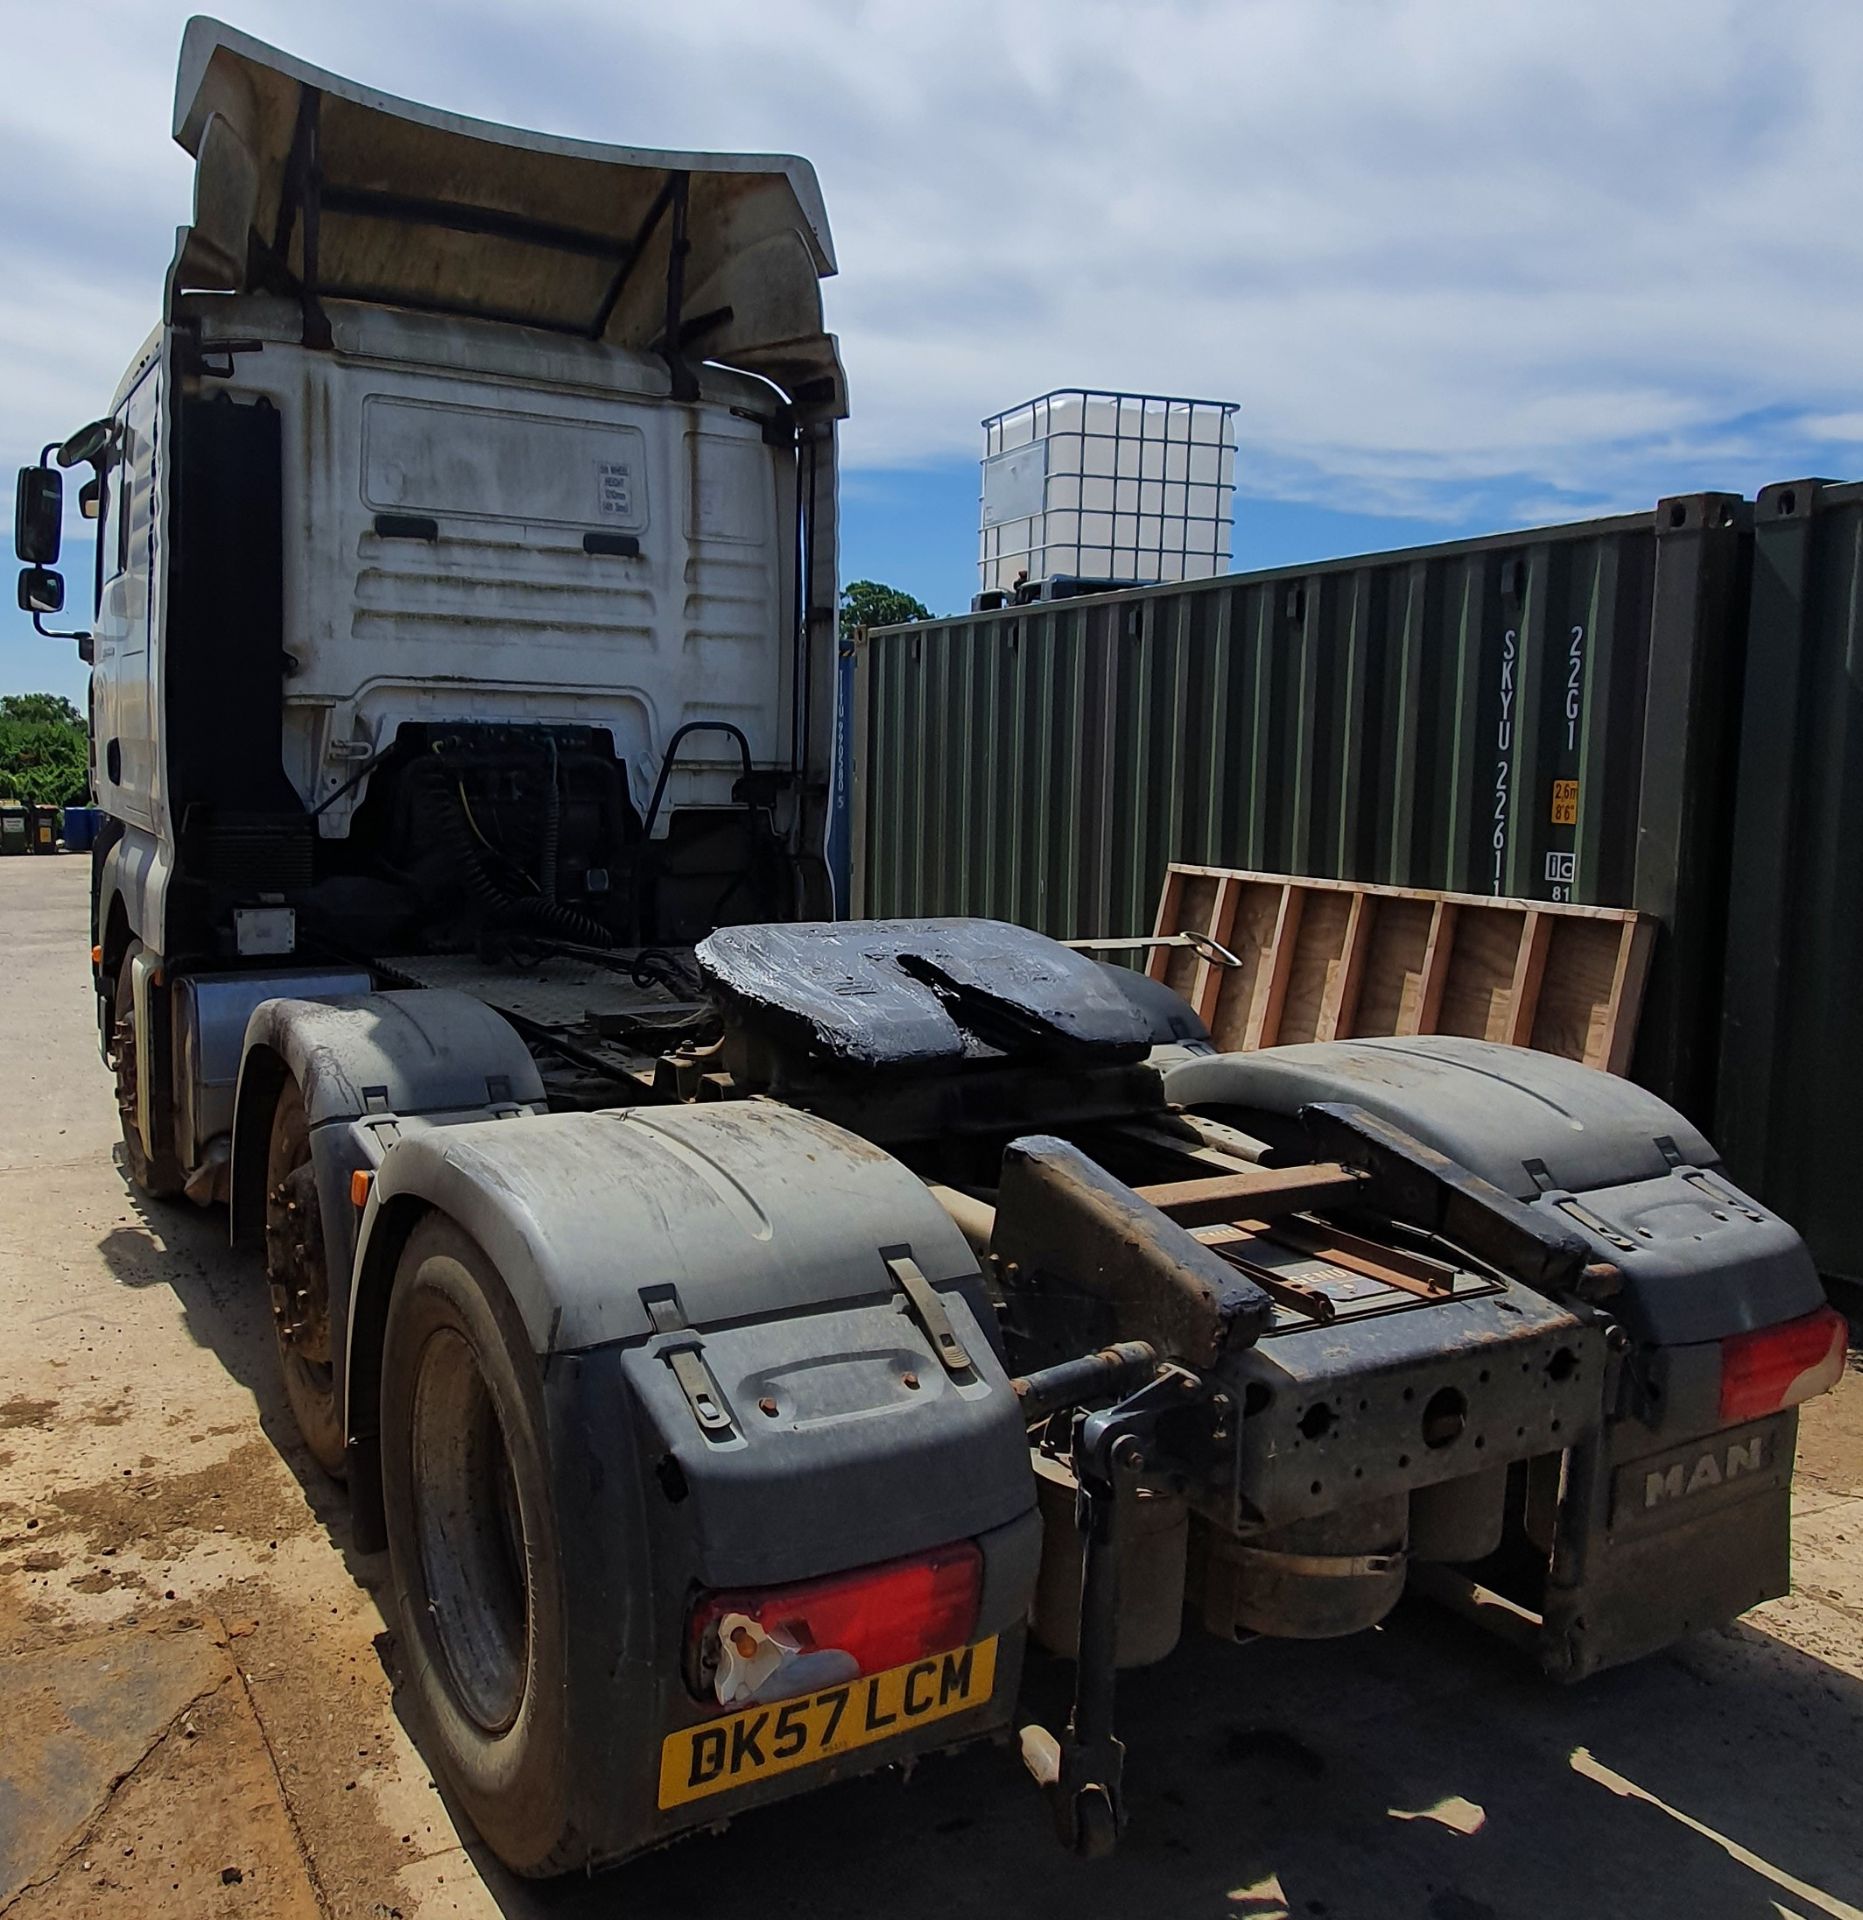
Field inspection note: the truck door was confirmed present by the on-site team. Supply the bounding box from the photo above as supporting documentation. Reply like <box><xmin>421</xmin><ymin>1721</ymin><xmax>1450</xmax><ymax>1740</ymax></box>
<box><xmin>92</xmin><ymin>360</ymin><xmax>161</xmax><ymax>830</ymax></box>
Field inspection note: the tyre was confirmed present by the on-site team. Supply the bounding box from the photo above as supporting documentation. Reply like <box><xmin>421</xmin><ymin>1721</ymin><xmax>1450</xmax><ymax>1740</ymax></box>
<box><xmin>112</xmin><ymin>944</ymin><xmax>184</xmax><ymax>1198</ymax></box>
<box><xmin>379</xmin><ymin>1215</ymin><xmax>582</xmax><ymax>1876</ymax></box>
<box><xmin>263</xmin><ymin>1077</ymin><xmax>347</xmax><ymax>1478</ymax></box>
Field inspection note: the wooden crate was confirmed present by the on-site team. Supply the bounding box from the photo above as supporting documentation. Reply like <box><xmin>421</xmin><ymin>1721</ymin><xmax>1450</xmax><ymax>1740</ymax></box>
<box><xmin>1146</xmin><ymin>866</ymin><xmax>1653</xmax><ymax>1074</ymax></box>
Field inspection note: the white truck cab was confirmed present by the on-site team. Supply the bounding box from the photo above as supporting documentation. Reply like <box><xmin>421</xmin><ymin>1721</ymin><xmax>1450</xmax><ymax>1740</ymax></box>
<box><xmin>15</xmin><ymin>17</ymin><xmax>845</xmax><ymax>1145</ymax></box>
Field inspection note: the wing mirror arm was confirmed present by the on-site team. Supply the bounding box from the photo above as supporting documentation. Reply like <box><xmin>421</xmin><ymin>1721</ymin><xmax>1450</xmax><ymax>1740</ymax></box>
<box><xmin>32</xmin><ymin>610</ymin><xmax>94</xmax><ymax>647</ymax></box>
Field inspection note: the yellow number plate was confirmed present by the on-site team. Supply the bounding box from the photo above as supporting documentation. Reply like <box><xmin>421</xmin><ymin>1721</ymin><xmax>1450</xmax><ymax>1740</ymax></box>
<box><xmin>657</xmin><ymin>1637</ymin><xmax>999</xmax><ymax>1809</ymax></box>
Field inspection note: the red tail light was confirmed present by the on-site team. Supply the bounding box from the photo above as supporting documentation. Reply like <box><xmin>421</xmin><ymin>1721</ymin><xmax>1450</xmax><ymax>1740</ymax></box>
<box><xmin>690</xmin><ymin>1542</ymin><xmax>982</xmax><ymax>1703</ymax></box>
<box><xmin>1718</xmin><ymin>1306</ymin><xmax>1848</xmax><ymax>1425</ymax></box>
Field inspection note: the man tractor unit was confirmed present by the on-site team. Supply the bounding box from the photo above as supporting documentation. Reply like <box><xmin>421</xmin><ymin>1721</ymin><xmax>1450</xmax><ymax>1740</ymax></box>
<box><xmin>12</xmin><ymin>20</ymin><xmax>1846</xmax><ymax>1877</ymax></box>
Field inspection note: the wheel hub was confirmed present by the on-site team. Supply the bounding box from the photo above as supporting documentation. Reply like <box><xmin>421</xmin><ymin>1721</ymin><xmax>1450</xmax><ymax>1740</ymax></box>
<box><xmin>266</xmin><ymin>1163</ymin><xmax>332</xmax><ymax>1363</ymax></box>
<box><xmin>112</xmin><ymin>1004</ymin><xmax>138</xmax><ymax>1129</ymax></box>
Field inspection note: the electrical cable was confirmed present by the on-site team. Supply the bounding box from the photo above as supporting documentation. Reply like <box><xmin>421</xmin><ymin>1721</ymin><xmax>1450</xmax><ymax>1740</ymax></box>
<box><xmin>457</xmin><ymin>780</ymin><xmax>540</xmax><ymax>892</ymax></box>
<box><xmin>411</xmin><ymin>756</ymin><xmax>612</xmax><ymax>947</ymax></box>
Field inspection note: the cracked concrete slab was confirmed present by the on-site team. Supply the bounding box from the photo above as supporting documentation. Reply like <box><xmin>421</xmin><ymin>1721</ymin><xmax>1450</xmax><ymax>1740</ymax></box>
<box><xmin>0</xmin><ymin>1620</ymin><xmax>229</xmax><ymax>1905</ymax></box>
<box><xmin>0</xmin><ymin>1619</ymin><xmax>319</xmax><ymax>1917</ymax></box>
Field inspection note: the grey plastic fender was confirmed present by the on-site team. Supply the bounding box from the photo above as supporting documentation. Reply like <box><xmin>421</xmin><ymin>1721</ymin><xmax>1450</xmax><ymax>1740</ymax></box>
<box><xmin>96</xmin><ymin>823</ymin><xmax>170</xmax><ymax>965</ymax></box>
<box><xmin>341</xmin><ymin>1097</ymin><xmax>1032</xmax><ymax>1593</ymax></box>
<box><xmin>344</xmin><ymin>1097</ymin><xmax>1039</xmax><ymax>1863</ymax></box>
<box><xmin>350</xmin><ymin>1098</ymin><xmax>991</xmax><ymax>1357</ymax></box>
<box><xmin>1164</xmin><ymin>1036</ymin><xmax>1716</xmax><ymax>1199</ymax></box>
<box><xmin>236</xmin><ymin>989</ymin><xmax>544</xmax><ymax>1139</ymax></box>
<box><xmin>229</xmin><ymin>989</ymin><xmax>547</xmax><ymax>1404</ymax></box>
<box><xmin>1166</xmin><ymin>1037</ymin><xmax>1823</xmax><ymax>1345</ymax></box>
<box><xmin>343</xmin><ymin>1097</ymin><xmax>1018</xmax><ymax>1557</ymax></box>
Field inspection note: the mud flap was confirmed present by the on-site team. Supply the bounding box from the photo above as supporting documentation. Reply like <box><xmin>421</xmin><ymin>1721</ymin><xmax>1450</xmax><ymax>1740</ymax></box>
<box><xmin>535</xmin><ymin>1301</ymin><xmax>1041</xmax><ymax>1861</ymax></box>
<box><xmin>1542</xmin><ymin>1411</ymin><xmax>1797</xmax><ymax>1679</ymax></box>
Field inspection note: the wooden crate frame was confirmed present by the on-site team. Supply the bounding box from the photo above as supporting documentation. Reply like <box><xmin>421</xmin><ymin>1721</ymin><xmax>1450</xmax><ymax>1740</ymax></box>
<box><xmin>1147</xmin><ymin>865</ymin><xmax>1653</xmax><ymax>1074</ymax></box>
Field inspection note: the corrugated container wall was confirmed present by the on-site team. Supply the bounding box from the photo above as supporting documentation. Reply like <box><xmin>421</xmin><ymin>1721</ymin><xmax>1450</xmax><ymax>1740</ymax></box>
<box><xmin>852</xmin><ymin>496</ymin><xmax>1751</xmax><ymax>1126</ymax></box>
<box><xmin>1719</xmin><ymin>480</ymin><xmax>1863</xmax><ymax>1284</ymax></box>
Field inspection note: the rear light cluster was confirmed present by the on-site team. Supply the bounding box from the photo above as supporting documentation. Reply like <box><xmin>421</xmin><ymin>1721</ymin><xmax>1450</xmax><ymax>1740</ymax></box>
<box><xmin>689</xmin><ymin>1542</ymin><xmax>982</xmax><ymax>1706</ymax></box>
<box><xmin>1719</xmin><ymin>1305</ymin><xmax>1849</xmax><ymax>1425</ymax></box>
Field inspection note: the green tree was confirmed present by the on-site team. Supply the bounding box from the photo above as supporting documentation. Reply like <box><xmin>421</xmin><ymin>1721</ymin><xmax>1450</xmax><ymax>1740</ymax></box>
<box><xmin>0</xmin><ymin>692</ymin><xmax>89</xmax><ymax>807</ymax></box>
<box><xmin>840</xmin><ymin>579</ymin><xmax>931</xmax><ymax>630</ymax></box>
<box><xmin>0</xmin><ymin>692</ymin><xmax>83</xmax><ymax>730</ymax></box>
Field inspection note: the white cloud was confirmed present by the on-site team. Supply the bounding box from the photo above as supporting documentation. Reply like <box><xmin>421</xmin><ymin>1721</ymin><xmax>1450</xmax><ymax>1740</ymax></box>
<box><xmin>3</xmin><ymin>0</ymin><xmax>1862</xmax><ymax>525</ymax></box>
<box><xmin>1800</xmin><ymin>411</ymin><xmax>1863</xmax><ymax>444</ymax></box>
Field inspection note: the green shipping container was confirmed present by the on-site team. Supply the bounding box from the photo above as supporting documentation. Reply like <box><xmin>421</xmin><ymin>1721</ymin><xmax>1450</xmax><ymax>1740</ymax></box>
<box><xmin>852</xmin><ymin>494</ymin><xmax>1750</xmax><ymax>1126</ymax></box>
<box><xmin>1719</xmin><ymin>480</ymin><xmax>1863</xmax><ymax>1285</ymax></box>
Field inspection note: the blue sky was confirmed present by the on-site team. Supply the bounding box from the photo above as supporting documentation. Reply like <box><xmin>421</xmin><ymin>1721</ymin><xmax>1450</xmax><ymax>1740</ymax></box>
<box><xmin>8</xmin><ymin>0</ymin><xmax>1863</xmax><ymax>704</ymax></box>
<box><xmin>836</xmin><ymin>461</ymin><xmax>1484</xmax><ymax>624</ymax></box>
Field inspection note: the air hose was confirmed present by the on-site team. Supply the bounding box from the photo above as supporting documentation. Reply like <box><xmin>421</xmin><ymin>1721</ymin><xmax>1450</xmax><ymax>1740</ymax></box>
<box><xmin>538</xmin><ymin>736</ymin><xmax>560</xmax><ymax>905</ymax></box>
<box><xmin>413</xmin><ymin>756</ymin><xmax>612</xmax><ymax>947</ymax></box>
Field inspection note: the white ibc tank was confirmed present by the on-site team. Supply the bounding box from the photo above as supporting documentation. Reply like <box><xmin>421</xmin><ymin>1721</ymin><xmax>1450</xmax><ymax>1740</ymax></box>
<box><xmin>979</xmin><ymin>390</ymin><xmax>1237</xmax><ymax>594</ymax></box>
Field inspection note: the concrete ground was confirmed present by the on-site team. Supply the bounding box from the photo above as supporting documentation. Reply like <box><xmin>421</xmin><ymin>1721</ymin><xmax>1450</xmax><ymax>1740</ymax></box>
<box><xmin>2</xmin><ymin>854</ymin><xmax>1860</xmax><ymax>1920</ymax></box>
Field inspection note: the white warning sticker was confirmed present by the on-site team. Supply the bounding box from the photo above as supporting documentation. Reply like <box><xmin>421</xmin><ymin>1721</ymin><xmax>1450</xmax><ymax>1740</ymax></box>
<box><xmin>597</xmin><ymin>461</ymin><xmax>633</xmax><ymax>518</ymax></box>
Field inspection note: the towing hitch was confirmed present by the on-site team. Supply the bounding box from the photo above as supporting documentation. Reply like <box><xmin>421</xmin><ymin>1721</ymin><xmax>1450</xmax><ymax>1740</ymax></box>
<box><xmin>1013</xmin><ymin>1349</ymin><xmax>1227</xmax><ymax>1858</ymax></box>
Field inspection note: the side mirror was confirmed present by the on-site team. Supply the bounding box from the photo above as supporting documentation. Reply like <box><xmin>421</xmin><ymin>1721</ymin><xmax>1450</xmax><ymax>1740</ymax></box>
<box><xmin>14</xmin><ymin>466</ymin><xmax>62</xmax><ymax>564</ymax></box>
<box><xmin>79</xmin><ymin>476</ymin><xmax>102</xmax><ymax>521</ymax></box>
<box><xmin>18</xmin><ymin>566</ymin><xmax>64</xmax><ymax>615</ymax></box>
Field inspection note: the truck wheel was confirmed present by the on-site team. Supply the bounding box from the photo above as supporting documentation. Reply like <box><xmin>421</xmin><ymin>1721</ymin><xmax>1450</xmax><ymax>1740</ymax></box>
<box><xmin>379</xmin><ymin>1215</ymin><xmax>582</xmax><ymax>1876</ymax></box>
<box><xmin>264</xmin><ymin>1079</ymin><xmax>347</xmax><ymax>1479</ymax></box>
<box><xmin>112</xmin><ymin>945</ymin><xmax>184</xmax><ymax>1199</ymax></box>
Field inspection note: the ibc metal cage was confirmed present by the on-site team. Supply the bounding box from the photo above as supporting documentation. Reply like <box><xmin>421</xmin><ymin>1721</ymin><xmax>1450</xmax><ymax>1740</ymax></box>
<box><xmin>978</xmin><ymin>389</ymin><xmax>1238</xmax><ymax>594</ymax></box>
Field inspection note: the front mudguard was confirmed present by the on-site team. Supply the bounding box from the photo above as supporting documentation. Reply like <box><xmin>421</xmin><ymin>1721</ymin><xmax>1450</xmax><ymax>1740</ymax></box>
<box><xmin>228</xmin><ymin>988</ymin><xmax>545</xmax><ymax>1443</ymax></box>
<box><xmin>230</xmin><ymin>987</ymin><xmax>544</xmax><ymax>1248</ymax></box>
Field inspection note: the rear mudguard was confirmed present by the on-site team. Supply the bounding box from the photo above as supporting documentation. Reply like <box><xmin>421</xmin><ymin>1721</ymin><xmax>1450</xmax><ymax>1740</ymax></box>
<box><xmin>1165</xmin><ymin>1037</ymin><xmax>1825</xmax><ymax>1346</ymax></box>
<box><xmin>1167</xmin><ymin>1037</ymin><xmax>1830</xmax><ymax>1670</ymax></box>
<box><xmin>345</xmin><ymin>1099</ymin><xmax>1041</xmax><ymax>1865</ymax></box>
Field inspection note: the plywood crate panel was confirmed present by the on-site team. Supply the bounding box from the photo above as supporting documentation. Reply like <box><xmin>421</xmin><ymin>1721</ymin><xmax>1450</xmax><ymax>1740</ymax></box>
<box><xmin>1149</xmin><ymin>866</ymin><xmax>1652</xmax><ymax>1073</ymax></box>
